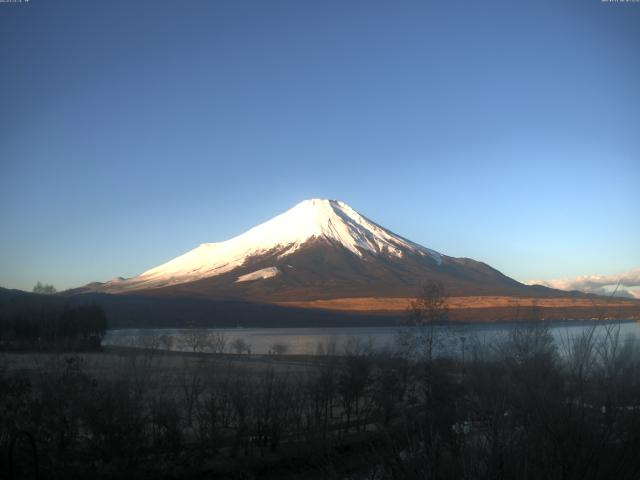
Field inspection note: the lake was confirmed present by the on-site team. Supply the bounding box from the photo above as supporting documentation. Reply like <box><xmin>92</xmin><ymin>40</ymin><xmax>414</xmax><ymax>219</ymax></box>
<box><xmin>103</xmin><ymin>320</ymin><xmax>640</xmax><ymax>356</ymax></box>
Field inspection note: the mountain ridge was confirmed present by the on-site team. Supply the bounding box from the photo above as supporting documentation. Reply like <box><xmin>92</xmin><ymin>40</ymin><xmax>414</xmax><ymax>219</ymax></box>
<box><xmin>74</xmin><ymin>199</ymin><xmax>585</xmax><ymax>304</ymax></box>
<box><xmin>88</xmin><ymin>199</ymin><xmax>444</xmax><ymax>293</ymax></box>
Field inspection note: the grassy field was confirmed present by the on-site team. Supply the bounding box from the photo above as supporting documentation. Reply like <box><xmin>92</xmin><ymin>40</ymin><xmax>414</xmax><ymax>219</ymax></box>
<box><xmin>1</xmin><ymin>347</ymin><xmax>314</xmax><ymax>390</ymax></box>
<box><xmin>276</xmin><ymin>295</ymin><xmax>640</xmax><ymax>323</ymax></box>
<box><xmin>277</xmin><ymin>295</ymin><xmax>640</xmax><ymax>311</ymax></box>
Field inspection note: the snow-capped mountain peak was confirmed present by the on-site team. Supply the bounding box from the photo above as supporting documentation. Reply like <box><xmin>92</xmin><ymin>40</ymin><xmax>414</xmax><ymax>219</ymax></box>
<box><xmin>96</xmin><ymin>199</ymin><xmax>442</xmax><ymax>291</ymax></box>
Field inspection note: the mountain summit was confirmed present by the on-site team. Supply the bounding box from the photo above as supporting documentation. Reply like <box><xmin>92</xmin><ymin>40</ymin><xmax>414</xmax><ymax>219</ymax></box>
<box><xmin>82</xmin><ymin>199</ymin><xmax>558</xmax><ymax>301</ymax></box>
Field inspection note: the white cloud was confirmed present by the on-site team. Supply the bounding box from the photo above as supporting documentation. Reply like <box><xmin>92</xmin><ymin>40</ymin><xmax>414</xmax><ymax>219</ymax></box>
<box><xmin>528</xmin><ymin>267</ymin><xmax>640</xmax><ymax>299</ymax></box>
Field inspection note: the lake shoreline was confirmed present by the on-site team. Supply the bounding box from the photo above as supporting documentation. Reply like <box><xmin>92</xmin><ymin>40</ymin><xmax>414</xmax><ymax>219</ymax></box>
<box><xmin>103</xmin><ymin>319</ymin><xmax>640</xmax><ymax>356</ymax></box>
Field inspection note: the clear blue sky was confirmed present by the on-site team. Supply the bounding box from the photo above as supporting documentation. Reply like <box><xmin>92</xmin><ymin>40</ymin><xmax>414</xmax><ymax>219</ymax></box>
<box><xmin>1</xmin><ymin>0</ymin><xmax>639</xmax><ymax>291</ymax></box>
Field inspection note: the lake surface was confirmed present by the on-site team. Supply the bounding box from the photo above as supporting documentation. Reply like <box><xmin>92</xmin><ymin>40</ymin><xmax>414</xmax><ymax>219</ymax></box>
<box><xmin>103</xmin><ymin>320</ymin><xmax>640</xmax><ymax>356</ymax></box>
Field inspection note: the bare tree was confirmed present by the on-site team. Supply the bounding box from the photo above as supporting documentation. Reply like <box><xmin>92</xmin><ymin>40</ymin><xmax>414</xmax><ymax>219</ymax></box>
<box><xmin>177</xmin><ymin>329</ymin><xmax>208</xmax><ymax>353</ymax></box>
<box><xmin>177</xmin><ymin>329</ymin><xmax>226</xmax><ymax>353</ymax></box>
<box><xmin>231</xmin><ymin>338</ymin><xmax>250</xmax><ymax>355</ymax></box>
<box><xmin>397</xmin><ymin>282</ymin><xmax>449</xmax><ymax>363</ymax></box>
<box><xmin>210</xmin><ymin>331</ymin><xmax>227</xmax><ymax>354</ymax></box>
<box><xmin>338</xmin><ymin>348</ymin><xmax>372</xmax><ymax>433</ymax></box>
<box><xmin>181</xmin><ymin>358</ymin><xmax>205</xmax><ymax>427</ymax></box>
<box><xmin>270</xmin><ymin>342</ymin><xmax>289</xmax><ymax>357</ymax></box>
<box><xmin>33</xmin><ymin>282</ymin><xmax>56</xmax><ymax>294</ymax></box>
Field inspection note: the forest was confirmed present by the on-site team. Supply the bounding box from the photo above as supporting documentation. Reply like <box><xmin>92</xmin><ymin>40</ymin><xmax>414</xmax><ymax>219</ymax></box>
<box><xmin>0</xmin><ymin>293</ymin><xmax>107</xmax><ymax>351</ymax></box>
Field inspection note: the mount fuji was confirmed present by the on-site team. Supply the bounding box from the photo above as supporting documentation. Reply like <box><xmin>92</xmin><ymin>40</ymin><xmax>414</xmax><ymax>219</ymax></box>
<box><xmin>78</xmin><ymin>199</ymin><xmax>562</xmax><ymax>303</ymax></box>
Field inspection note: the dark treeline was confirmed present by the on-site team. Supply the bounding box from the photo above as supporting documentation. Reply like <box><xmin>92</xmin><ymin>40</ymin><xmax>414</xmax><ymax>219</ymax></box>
<box><xmin>72</xmin><ymin>292</ymin><xmax>401</xmax><ymax>329</ymax></box>
<box><xmin>2</xmin><ymin>321</ymin><xmax>640</xmax><ymax>479</ymax></box>
<box><xmin>0</xmin><ymin>294</ymin><xmax>107</xmax><ymax>350</ymax></box>
<box><xmin>40</xmin><ymin>293</ymin><xmax>640</xmax><ymax>329</ymax></box>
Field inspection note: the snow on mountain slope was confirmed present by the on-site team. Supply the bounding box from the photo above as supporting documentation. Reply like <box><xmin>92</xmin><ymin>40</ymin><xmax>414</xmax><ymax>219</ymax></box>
<box><xmin>236</xmin><ymin>267</ymin><xmax>280</xmax><ymax>283</ymax></box>
<box><xmin>99</xmin><ymin>199</ymin><xmax>442</xmax><ymax>292</ymax></box>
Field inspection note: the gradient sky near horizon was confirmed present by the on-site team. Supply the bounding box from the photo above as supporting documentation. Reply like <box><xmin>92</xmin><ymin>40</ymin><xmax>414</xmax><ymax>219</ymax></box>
<box><xmin>1</xmin><ymin>0</ymin><xmax>639</xmax><ymax>292</ymax></box>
